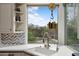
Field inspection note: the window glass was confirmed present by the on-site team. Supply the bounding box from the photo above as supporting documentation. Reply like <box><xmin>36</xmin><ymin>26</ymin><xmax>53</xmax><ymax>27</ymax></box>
<box><xmin>66</xmin><ymin>4</ymin><xmax>77</xmax><ymax>45</ymax></box>
<box><xmin>28</xmin><ymin>5</ymin><xmax>58</xmax><ymax>44</ymax></box>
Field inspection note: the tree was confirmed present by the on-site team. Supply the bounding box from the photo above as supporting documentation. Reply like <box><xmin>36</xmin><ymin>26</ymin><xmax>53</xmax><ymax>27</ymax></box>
<box><xmin>28</xmin><ymin>32</ymin><xmax>36</xmax><ymax>43</ymax></box>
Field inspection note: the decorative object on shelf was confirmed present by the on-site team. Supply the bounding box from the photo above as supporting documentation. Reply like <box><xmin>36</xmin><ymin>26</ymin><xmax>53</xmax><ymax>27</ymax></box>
<box><xmin>16</xmin><ymin>15</ymin><xmax>21</xmax><ymax>21</ymax></box>
<box><xmin>15</xmin><ymin>8</ymin><xmax>20</xmax><ymax>12</ymax></box>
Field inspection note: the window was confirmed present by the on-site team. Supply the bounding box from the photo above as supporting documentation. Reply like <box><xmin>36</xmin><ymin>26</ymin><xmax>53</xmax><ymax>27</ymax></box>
<box><xmin>28</xmin><ymin>5</ymin><xmax>58</xmax><ymax>44</ymax></box>
<box><xmin>66</xmin><ymin>4</ymin><xmax>78</xmax><ymax>46</ymax></box>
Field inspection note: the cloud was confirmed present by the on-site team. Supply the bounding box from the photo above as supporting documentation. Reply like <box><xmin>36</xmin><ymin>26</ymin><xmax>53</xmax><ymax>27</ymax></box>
<box><xmin>28</xmin><ymin>6</ymin><xmax>50</xmax><ymax>26</ymax></box>
<box><xmin>31</xmin><ymin>7</ymin><xmax>39</xmax><ymax>10</ymax></box>
<box><xmin>28</xmin><ymin>6</ymin><xmax>39</xmax><ymax>13</ymax></box>
<box><xmin>28</xmin><ymin>6</ymin><xmax>57</xmax><ymax>27</ymax></box>
<box><xmin>28</xmin><ymin>13</ymin><xmax>49</xmax><ymax>26</ymax></box>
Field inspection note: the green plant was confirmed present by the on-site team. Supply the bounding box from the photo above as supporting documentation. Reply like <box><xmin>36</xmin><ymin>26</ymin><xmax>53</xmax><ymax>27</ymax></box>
<box><xmin>28</xmin><ymin>32</ymin><xmax>36</xmax><ymax>42</ymax></box>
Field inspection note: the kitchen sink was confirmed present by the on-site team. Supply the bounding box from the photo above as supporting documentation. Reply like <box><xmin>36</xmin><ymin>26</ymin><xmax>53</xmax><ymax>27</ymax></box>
<box><xmin>27</xmin><ymin>46</ymin><xmax>56</xmax><ymax>56</ymax></box>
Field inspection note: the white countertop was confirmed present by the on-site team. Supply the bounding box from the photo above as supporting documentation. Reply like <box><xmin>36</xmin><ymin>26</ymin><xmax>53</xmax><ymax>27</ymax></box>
<box><xmin>0</xmin><ymin>44</ymin><xmax>76</xmax><ymax>56</ymax></box>
<box><xmin>0</xmin><ymin>44</ymin><xmax>41</xmax><ymax>51</ymax></box>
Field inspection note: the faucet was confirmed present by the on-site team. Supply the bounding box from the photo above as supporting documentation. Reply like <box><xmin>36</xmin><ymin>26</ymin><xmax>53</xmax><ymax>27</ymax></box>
<box><xmin>43</xmin><ymin>32</ymin><xmax>50</xmax><ymax>49</ymax></box>
<box><xmin>43</xmin><ymin>31</ymin><xmax>59</xmax><ymax>51</ymax></box>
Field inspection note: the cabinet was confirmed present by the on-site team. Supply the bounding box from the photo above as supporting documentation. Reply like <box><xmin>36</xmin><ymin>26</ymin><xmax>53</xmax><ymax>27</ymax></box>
<box><xmin>0</xmin><ymin>3</ymin><xmax>26</xmax><ymax>33</ymax></box>
<box><xmin>0</xmin><ymin>51</ymin><xmax>32</xmax><ymax>56</ymax></box>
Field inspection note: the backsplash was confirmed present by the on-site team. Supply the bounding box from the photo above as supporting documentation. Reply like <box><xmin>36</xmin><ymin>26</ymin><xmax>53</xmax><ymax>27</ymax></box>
<box><xmin>0</xmin><ymin>33</ymin><xmax>25</xmax><ymax>47</ymax></box>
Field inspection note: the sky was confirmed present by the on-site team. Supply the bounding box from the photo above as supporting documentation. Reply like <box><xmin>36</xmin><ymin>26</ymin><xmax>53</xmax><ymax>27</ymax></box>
<box><xmin>28</xmin><ymin>6</ymin><xmax>58</xmax><ymax>27</ymax></box>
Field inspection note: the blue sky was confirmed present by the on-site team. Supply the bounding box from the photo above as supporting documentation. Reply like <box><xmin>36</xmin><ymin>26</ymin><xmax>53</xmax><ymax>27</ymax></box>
<box><xmin>28</xmin><ymin>6</ymin><xmax>58</xmax><ymax>27</ymax></box>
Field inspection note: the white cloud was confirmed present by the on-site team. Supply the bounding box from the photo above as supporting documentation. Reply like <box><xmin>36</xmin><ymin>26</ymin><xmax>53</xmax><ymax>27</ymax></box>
<box><xmin>28</xmin><ymin>13</ymin><xmax>49</xmax><ymax>26</ymax></box>
<box><xmin>28</xmin><ymin>6</ymin><xmax>39</xmax><ymax>13</ymax></box>
<box><xmin>31</xmin><ymin>7</ymin><xmax>39</xmax><ymax>10</ymax></box>
<box><xmin>28</xmin><ymin>6</ymin><xmax>57</xmax><ymax>27</ymax></box>
<box><xmin>28</xmin><ymin>6</ymin><xmax>49</xmax><ymax>26</ymax></box>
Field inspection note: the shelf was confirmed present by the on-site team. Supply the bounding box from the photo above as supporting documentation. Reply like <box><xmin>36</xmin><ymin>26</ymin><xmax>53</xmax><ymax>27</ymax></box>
<box><xmin>15</xmin><ymin>3</ymin><xmax>23</xmax><ymax>7</ymax></box>
<box><xmin>15</xmin><ymin>31</ymin><xmax>24</xmax><ymax>33</ymax></box>
<box><xmin>16</xmin><ymin>21</ymin><xmax>23</xmax><ymax>23</ymax></box>
<box><xmin>15</xmin><ymin>3</ymin><xmax>25</xmax><ymax>33</ymax></box>
<box><xmin>16</xmin><ymin>12</ymin><xmax>24</xmax><ymax>15</ymax></box>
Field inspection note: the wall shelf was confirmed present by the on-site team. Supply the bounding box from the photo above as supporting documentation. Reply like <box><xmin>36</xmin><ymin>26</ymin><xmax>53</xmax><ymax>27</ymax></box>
<box><xmin>16</xmin><ymin>12</ymin><xmax>24</xmax><ymax>15</ymax></box>
<box><xmin>15</xmin><ymin>3</ymin><xmax>23</xmax><ymax>7</ymax></box>
<box><xmin>15</xmin><ymin>3</ymin><xmax>26</xmax><ymax>32</ymax></box>
<box><xmin>16</xmin><ymin>21</ymin><xmax>24</xmax><ymax>23</ymax></box>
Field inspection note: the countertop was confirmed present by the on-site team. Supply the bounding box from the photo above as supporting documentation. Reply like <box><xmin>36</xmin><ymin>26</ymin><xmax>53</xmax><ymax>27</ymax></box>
<box><xmin>0</xmin><ymin>44</ymin><xmax>76</xmax><ymax>56</ymax></box>
<box><xmin>0</xmin><ymin>44</ymin><xmax>42</xmax><ymax>51</ymax></box>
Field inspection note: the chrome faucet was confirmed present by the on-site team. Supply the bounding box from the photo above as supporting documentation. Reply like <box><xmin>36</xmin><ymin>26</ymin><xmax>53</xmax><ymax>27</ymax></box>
<box><xmin>42</xmin><ymin>31</ymin><xmax>59</xmax><ymax>51</ymax></box>
<box><xmin>43</xmin><ymin>32</ymin><xmax>50</xmax><ymax>49</ymax></box>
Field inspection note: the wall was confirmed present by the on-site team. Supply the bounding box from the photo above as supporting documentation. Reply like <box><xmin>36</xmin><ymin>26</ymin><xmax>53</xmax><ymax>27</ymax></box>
<box><xmin>0</xmin><ymin>3</ymin><xmax>27</xmax><ymax>46</ymax></box>
<box><xmin>0</xmin><ymin>3</ymin><xmax>12</xmax><ymax>33</ymax></box>
<box><xmin>0</xmin><ymin>34</ymin><xmax>1</xmax><ymax>46</ymax></box>
<box><xmin>58</xmin><ymin>4</ymin><xmax>65</xmax><ymax>45</ymax></box>
<box><xmin>25</xmin><ymin>4</ymin><xmax>28</xmax><ymax>44</ymax></box>
<box><xmin>0</xmin><ymin>33</ymin><xmax>26</xmax><ymax>47</ymax></box>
